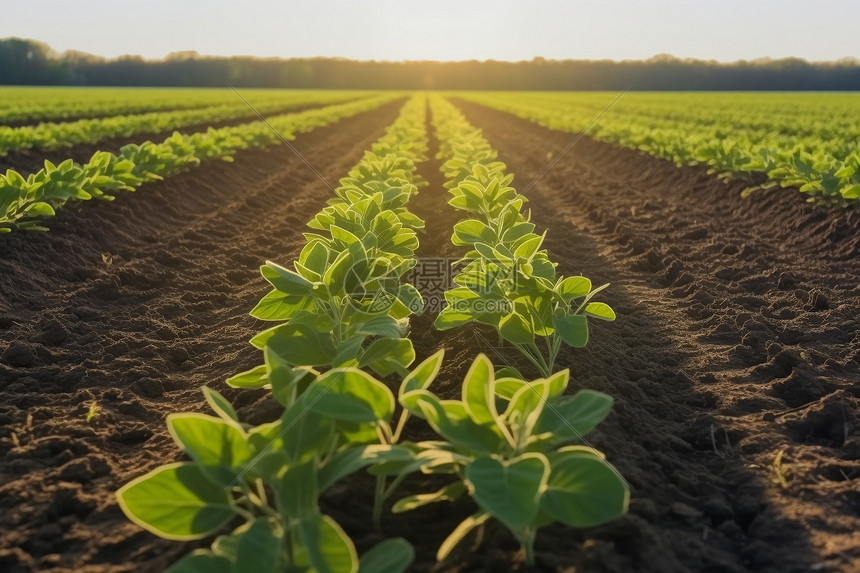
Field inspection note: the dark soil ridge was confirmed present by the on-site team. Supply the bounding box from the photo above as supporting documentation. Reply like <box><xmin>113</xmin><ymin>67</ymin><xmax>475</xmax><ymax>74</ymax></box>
<box><xmin>0</xmin><ymin>99</ymin><xmax>404</xmax><ymax>573</ymax></box>
<box><xmin>0</xmin><ymin>100</ymin><xmax>341</xmax><ymax>176</ymax></box>
<box><xmin>449</xmin><ymin>99</ymin><xmax>860</xmax><ymax>573</ymax></box>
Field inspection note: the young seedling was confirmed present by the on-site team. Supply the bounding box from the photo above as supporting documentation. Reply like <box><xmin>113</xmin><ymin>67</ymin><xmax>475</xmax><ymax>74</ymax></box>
<box><xmin>117</xmin><ymin>381</ymin><xmax>416</xmax><ymax>573</ymax></box>
<box><xmin>395</xmin><ymin>353</ymin><xmax>629</xmax><ymax>565</ymax></box>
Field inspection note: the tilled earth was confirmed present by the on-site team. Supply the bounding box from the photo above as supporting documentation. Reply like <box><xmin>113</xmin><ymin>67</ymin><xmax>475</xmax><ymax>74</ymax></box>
<box><xmin>1</xmin><ymin>98</ymin><xmax>858</xmax><ymax>573</ymax></box>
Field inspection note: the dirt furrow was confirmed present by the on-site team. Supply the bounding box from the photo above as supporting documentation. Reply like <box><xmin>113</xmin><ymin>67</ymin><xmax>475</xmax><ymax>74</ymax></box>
<box><xmin>0</xmin><ymin>99</ymin><xmax>403</xmax><ymax>573</ymax></box>
<box><xmin>454</xmin><ymin>100</ymin><xmax>860</xmax><ymax>573</ymax></box>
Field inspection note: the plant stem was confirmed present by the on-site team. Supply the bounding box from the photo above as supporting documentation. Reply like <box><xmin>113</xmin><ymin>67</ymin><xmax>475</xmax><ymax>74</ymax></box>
<box><xmin>521</xmin><ymin>529</ymin><xmax>536</xmax><ymax>566</ymax></box>
<box><xmin>372</xmin><ymin>475</ymin><xmax>386</xmax><ymax>530</ymax></box>
<box><xmin>514</xmin><ymin>343</ymin><xmax>547</xmax><ymax>378</ymax></box>
<box><xmin>392</xmin><ymin>410</ymin><xmax>409</xmax><ymax>443</ymax></box>
<box><xmin>284</xmin><ymin>527</ymin><xmax>295</xmax><ymax>566</ymax></box>
<box><xmin>525</xmin><ymin>343</ymin><xmax>551</xmax><ymax>377</ymax></box>
<box><xmin>382</xmin><ymin>472</ymin><xmax>408</xmax><ymax>500</ymax></box>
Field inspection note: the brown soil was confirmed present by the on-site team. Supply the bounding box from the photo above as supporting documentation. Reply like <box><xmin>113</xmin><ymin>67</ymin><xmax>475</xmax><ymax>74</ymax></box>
<box><xmin>0</xmin><ymin>99</ymin><xmax>404</xmax><ymax>573</ymax></box>
<box><xmin>436</xmin><ymin>100</ymin><xmax>860</xmax><ymax>572</ymax></box>
<box><xmin>0</xmin><ymin>101</ymin><xmax>333</xmax><ymax>176</ymax></box>
<box><xmin>1</xmin><ymin>96</ymin><xmax>859</xmax><ymax>573</ymax></box>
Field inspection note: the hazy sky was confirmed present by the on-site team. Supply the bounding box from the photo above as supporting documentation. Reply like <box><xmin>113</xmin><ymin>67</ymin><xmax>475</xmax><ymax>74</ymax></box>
<box><xmin>3</xmin><ymin>0</ymin><xmax>858</xmax><ymax>62</ymax></box>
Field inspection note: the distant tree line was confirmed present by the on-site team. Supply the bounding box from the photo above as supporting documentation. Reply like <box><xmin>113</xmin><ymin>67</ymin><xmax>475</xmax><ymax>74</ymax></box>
<box><xmin>2</xmin><ymin>38</ymin><xmax>859</xmax><ymax>90</ymax></box>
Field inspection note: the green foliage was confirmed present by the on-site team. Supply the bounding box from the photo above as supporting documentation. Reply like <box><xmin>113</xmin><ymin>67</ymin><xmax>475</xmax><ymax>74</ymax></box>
<box><xmin>0</xmin><ymin>91</ymin><xmax>364</xmax><ymax>156</ymax></box>
<box><xmin>117</xmin><ymin>381</ymin><xmax>415</xmax><ymax>573</ymax></box>
<box><xmin>116</xmin><ymin>94</ymin><xmax>628</xmax><ymax>572</ymax></box>
<box><xmin>228</xmin><ymin>96</ymin><xmax>428</xmax><ymax>378</ymax></box>
<box><xmin>460</xmin><ymin>91</ymin><xmax>860</xmax><ymax>206</ymax></box>
<box><xmin>119</xmin><ymin>347</ymin><xmax>627</xmax><ymax>570</ymax></box>
<box><xmin>394</xmin><ymin>353</ymin><xmax>629</xmax><ymax>565</ymax></box>
<box><xmin>0</xmin><ymin>94</ymin><xmax>400</xmax><ymax>232</ymax></box>
<box><xmin>430</xmin><ymin>96</ymin><xmax>615</xmax><ymax>376</ymax></box>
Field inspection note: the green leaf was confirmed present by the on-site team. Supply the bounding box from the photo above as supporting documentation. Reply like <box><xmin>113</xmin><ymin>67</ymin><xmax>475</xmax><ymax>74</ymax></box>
<box><xmin>306</xmin><ymin>368</ymin><xmax>394</xmax><ymax>423</ymax></box>
<box><xmin>556</xmin><ymin>276</ymin><xmax>592</xmax><ymax>302</ymax></box>
<box><xmin>499</xmin><ymin>312</ymin><xmax>534</xmax><ymax>344</ymax></box>
<box><xmin>246</xmin><ymin>422</ymin><xmax>289</xmax><ymax>479</ymax></box>
<box><xmin>399</xmin><ymin>349</ymin><xmax>444</xmax><ymax>398</ymax></box>
<box><xmin>841</xmin><ymin>183</ymin><xmax>860</xmax><ymax>199</ymax></box>
<box><xmin>250</xmin><ymin>290</ymin><xmax>313</xmax><ymax>321</ymax></box>
<box><xmin>357</xmin><ymin>538</ymin><xmax>414</xmax><ymax>573</ymax></box>
<box><xmin>225</xmin><ymin>364</ymin><xmax>268</xmax><ymax>388</ymax></box>
<box><xmin>535</xmin><ymin>389</ymin><xmax>614</xmax><ymax>443</ymax></box>
<box><xmin>295</xmin><ymin>513</ymin><xmax>358</xmax><ymax>573</ymax></box>
<box><xmin>434</xmin><ymin>307</ymin><xmax>473</xmax><ymax>330</ymax></box>
<box><xmin>584</xmin><ymin>302</ymin><xmax>616</xmax><ymax>321</ymax></box>
<box><xmin>452</xmin><ymin>219</ymin><xmax>491</xmax><ymax>246</ymax></box>
<box><xmin>234</xmin><ymin>519</ymin><xmax>281</xmax><ymax>573</ymax></box>
<box><xmin>465</xmin><ymin>454</ymin><xmax>549</xmax><ymax>532</ymax></box>
<box><xmin>261</xmin><ymin>261</ymin><xmax>315</xmax><ymax>296</ymax></box>
<box><xmin>255</xmin><ymin>323</ymin><xmax>336</xmax><ymax>366</ymax></box>
<box><xmin>505</xmin><ymin>380</ymin><xmax>550</xmax><ymax>444</ymax></box>
<box><xmin>543</xmin><ymin>369</ymin><xmax>570</xmax><ymax>399</ymax></box>
<box><xmin>167</xmin><ymin>414</ymin><xmax>252</xmax><ymax>487</ymax></box>
<box><xmin>166</xmin><ymin>550</ymin><xmax>232</xmax><ymax>573</ymax></box>
<box><xmin>412</xmin><ymin>393</ymin><xmax>501</xmax><ymax>454</ymax></box>
<box><xmin>513</xmin><ymin>232</ymin><xmax>544</xmax><ymax>260</ymax></box>
<box><xmin>280</xmin><ymin>408</ymin><xmax>334</xmax><ymax>463</ymax></box>
<box><xmin>542</xmin><ymin>452</ymin><xmax>629</xmax><ymax>527</ymax></box>
<box><xmin>116</xmin><ymin>462</ymin><xmax>235</xmax><ymax>540</ymax></box>
<box><xmin>436</xmin><ymin>511</ymin><xmax>490</xmax><ymax>561</ymax></box>
<box><xmin>392</xmin><ymin>482</ymin><xmax>467</xmax><ymax>513</ymax></box>
<box><xmin>461</xmin><ymin>354</ymin><xmax>496</xmax><ymax>426</ymax></box>
<box><xmin>359</xmin><ymin>337</ymin><xmax>415</xmax><ymax>377</ymax></box>
<box><xmin>277</xmin><ymin>460</ymin><xmax>319</xmax><ymax>518</ymax></box>
<box><xmin>21</xmin><ymin>201</ymin><xmax>55</xmax><ymax>218</ymax></box>
<box><xmin>355</xmin><ymin>315</ymin><xmax>404</xmax><ymax>339</ymax></box>
<box><xmin>267</xmin><ymin>347</ymin><xmax>316</xmax><ymax>406</ymax></box>
<box><xmin>300</xmin><ymin>240</ymin><xmax>330</xmax><ymax>274</ymax></box>
<box><xmin>494</xmin><ymin>377</ymin><xmax>527</xmax><ymax>400</ymax></box>
<box><xmin>396</xmin><ymin>283</ymin><xmax>424</xmax><ymax>315</ymax></box>
<box><xmin>202</xmin><ymin>386</ymin><xmax>239</xmax><ymax>423</ymax></box>
<box><xmin>552</xmin><ymin>312</ymin><xmax>589</xmax><ymax>347</ymax></box>
<box><xmin>318</xmin><ymin>444</ymin><xmax>415</xmax><ymax>491</ymax></box>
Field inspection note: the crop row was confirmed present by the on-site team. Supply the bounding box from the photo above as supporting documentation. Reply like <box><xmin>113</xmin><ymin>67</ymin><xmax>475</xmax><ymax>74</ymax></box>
<box><xmin>118</xmin><ymin>94</ymin><xmax>431</xmax><ymax>573</ymax></box>
<box><xmin>0</xmin><ymin>87</ymin><xmax>361</xmax><ymax>123</ymax></box>
<box><xmin>459</xmin><ymin>92</ymin><xmax>860</xmax><ymax>205</ymax></box>
<box><xmin>115</xmin><ymin>96</ymin><xmax>629</xmax><ymax>572</ymax></box>
<box><xmin>429</xmin><ymin>95</ymin><xmax>619</xmax><ymax>377</ymax></box>
<box><xmin>0</xmin><ymin>94</ymin><xmax>399</xmax><ymax>232</ymax></box>
<box><xmin>0</xmin><ymin>91</ymin><xmax>364</xmax><ymax>156</ymax></box>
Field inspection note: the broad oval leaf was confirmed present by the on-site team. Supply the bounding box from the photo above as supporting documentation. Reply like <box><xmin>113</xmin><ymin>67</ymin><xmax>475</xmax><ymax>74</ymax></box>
<box><xmin>461</xmin><ymin>354</ymin><xmax>496</xmax><ymax>426</ymax></box>
<box><xmin>584</xmin><ymin>302</ymin><xmax>616</xmax><ymax>321</ymax></box>
<box><xmin>541</xmin><ymin>452</ymin><xmax>629</xmax><ymax>527</ymax></box>
<box><xmin>552</xmin><ymin>311</ymin><xmax>589</xmax><ymax>348</ymax></box>
<box><xmin>235</xmin><ymin>518</ymin><xmax>281</xmax><ymax>573</ymax></box>
<box><xmin>167</xmin><ymin>413</ymin><xmax>252</xmax><ymax>487</ymax></box>
<box><xmin>399</xmin><ymin>349</ymin><xmax>444</xmax><ymax>398</ymax></box>
<box><xmin>357</xmin><ymin>538</ymin><xmax>414</xmax><ymax>573</ymax></box>
<box><xmin>295</xmin><ymin>513</ymin><xmax>358</xmax><ymax>573</ymax></box>
<box><xmin>201</xmin><ymin>386</ymin><xmax>239</xmax><ymax>423</ymax></box>
<box><xmin>261</xmin><ymin>261</ymin><xmax>314</xmax><ymax>296</ymax></box>
<box><xmin>465</xmin><ymin>453</ymin><xmax>549</xmax><ymax>531</ymax></box>
<box><xmin>534</xmin><ymin>389</ymin><xmax>614</xmax><ymax>444</ymax></box>
<box><xmin>165</xmin><ymin>549</ymin><xmax>232</xmax><ymax>573</ymax></box>
<box><xmin>499</xmin><ymin>312</ymin><xmax>534</xmax><ymax>345</ymax></box>
<box><xmin>306</xmin><ymin>368</ymin><xmax>395</xmax><ymax>423</ymax></box>
<box><xmin>116</xmin><ymin>462</ymin><xmax>235</xmax><ymax>540</ymax></box>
